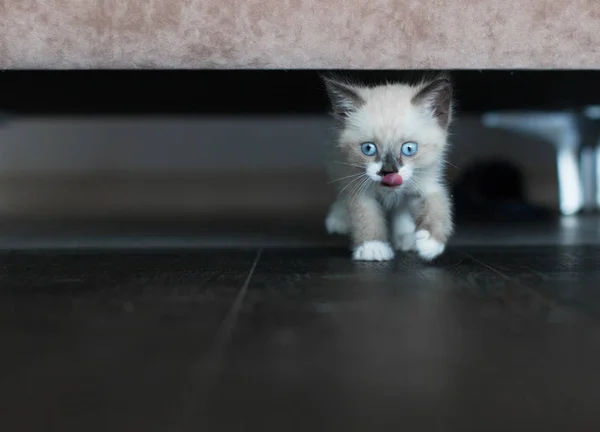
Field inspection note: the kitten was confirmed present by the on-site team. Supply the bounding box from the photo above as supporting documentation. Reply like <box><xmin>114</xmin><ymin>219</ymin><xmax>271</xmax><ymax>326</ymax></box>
<box><xmin>323</xmin><ymin>74</ymin><xmax>454</xmax><ymax>261</ymax></box>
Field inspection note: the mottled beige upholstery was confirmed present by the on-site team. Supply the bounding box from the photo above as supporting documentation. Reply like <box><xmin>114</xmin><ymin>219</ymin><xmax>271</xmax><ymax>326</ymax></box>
<box><xmin>1</xmin><ymin>0</ymin><xmax>599</xmax><ymax>69</ymax></box>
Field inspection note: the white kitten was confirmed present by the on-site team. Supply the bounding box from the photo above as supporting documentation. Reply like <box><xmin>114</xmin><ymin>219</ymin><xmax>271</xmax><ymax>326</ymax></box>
<box><xmin>323</xmin><ymin>75</ymin><xmax>454</xmax><ymax>261</ymax></box>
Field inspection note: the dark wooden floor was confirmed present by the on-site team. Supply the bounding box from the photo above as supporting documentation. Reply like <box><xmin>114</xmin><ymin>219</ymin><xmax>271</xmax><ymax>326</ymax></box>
<box><xmin>1</xmin><ymin>233</ymin><xmax>600</xmax><ymax>431</ymax></box>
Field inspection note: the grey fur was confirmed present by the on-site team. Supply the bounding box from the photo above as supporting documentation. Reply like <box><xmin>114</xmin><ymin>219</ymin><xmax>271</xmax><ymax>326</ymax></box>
<box><xmin>322</xmin><ymin>75</ymin><xmax>365</xmax><ymax>125</ymax></box>
<box><xmin>411</xmin><ymin>77</ymin><xmax>453</xmax><ymax>128</ymax></box>
<box><xmin>380</xmin><ymin>152</ymin><xmax>398</xmax><ymax>174</ymax></box>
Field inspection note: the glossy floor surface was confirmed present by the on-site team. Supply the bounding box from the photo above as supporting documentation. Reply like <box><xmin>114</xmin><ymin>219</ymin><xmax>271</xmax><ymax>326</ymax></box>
<box><xmin>2</xmin><ymin>219</ymin><xmax>600</xmax><ymax>431</ymax></box>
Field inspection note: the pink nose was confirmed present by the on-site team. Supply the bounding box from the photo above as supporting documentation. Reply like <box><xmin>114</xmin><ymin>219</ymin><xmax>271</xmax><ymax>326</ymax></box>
<box><xmin>381</xmin><ymin>173</ymin><xmax>403</xmax><ymax>186</ymax></box>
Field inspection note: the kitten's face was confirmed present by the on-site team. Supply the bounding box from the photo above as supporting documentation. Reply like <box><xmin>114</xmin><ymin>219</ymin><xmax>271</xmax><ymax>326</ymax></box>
<box><xmin>325</xmin><ymin>77</ymin><xmax>452</xmax><ymax>193</ymax></box>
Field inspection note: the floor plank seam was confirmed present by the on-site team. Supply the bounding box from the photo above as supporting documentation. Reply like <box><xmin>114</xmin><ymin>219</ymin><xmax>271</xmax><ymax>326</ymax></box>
<box><xmin>212</xmin><ymin>248</ymin><xmax>262</xmax><ymax>354</ymax></box>
<box><xmin>462</xmin><ymin>250</ymin><xmax>560</xmax><ymax>316</ymax></box>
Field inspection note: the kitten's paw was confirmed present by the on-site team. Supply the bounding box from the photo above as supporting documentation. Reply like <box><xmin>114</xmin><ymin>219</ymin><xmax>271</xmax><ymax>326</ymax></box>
<box><xmin>415</xmin><ymin>230</ymin><xmax>445</xmax><ymax>261</ymax></box>
<box><xmin>353</xmin><ymin>241</ymin><xmax>395</xmax><ymax>261</ymax></box>
<box><xmin>325</xmin><ymin>212</ymin><xmax>350</xmax><ymax>235</ymax></box>
<box><xmin>393</xmin><ymin>232</ymin><xmax>417</xmax><ymax>252</ymax></box>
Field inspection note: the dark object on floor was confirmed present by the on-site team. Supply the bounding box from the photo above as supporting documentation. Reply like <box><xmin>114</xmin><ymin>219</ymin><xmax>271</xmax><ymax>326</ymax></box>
<box><xmin>453</xmin><ymin>159</ymin><xmax>553</xmax><ymax>222</ymax></box>
<box><xmin>1</xmin><ymin>243</ymin><xmax>600</xmax><ymax>431</ymax></box>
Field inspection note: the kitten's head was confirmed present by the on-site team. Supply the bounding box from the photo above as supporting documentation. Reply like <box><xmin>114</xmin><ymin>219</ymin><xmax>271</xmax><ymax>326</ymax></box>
<box><xmin>324</xmin><ymin>75</ymin><xmax>453</xmax><ymax>193</ymax></box>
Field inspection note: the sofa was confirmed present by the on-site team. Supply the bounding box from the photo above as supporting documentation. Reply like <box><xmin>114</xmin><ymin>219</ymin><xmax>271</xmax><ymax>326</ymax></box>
<box><xmin>2</xmin><ymin>0</ymin><xmax>599</xmax><ymax>69</ymax></box>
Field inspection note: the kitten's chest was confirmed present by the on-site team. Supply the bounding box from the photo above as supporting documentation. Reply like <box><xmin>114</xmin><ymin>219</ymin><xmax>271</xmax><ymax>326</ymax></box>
<box><xmin>377</xmin><ymin>189</ymin><xmax>414</xmax><ymax>211</ymax></box>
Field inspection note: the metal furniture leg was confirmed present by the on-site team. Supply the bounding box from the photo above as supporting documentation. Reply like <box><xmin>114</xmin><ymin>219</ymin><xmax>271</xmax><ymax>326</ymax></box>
<box><xmin>482</xmin><ymin>112</ymin><xmax>584</xmax><ymax>216</ymax></box>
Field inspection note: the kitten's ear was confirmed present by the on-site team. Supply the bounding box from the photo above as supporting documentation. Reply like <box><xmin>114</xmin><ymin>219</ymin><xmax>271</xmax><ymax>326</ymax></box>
<box><xmin>322</xmin><ymin>75</ymin><xmax>364</xmax><ymax>122</ymax></box>
<box><xmin>412</xmin><ymin>76</ymin><xmax>453</xmax><ymax>128</ymax></box>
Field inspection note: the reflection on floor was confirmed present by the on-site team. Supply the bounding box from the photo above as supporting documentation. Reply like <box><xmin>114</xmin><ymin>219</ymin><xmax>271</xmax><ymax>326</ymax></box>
<box><xmin>1</xmin><ymin>217</ymin><xmax>600</xmax><ymax>430</ymax></box>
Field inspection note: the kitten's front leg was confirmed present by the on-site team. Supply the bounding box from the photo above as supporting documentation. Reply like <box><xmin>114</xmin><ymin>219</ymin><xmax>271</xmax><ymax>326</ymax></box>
<box><xmin>325</xmin><ymin>199</ymin><xmax>351</xmax><ymax>235</ymax></box>
<box><xmin>392</xmin><ymin>207</ymin><xmax>417</xmax><ymax>252</ymax></box>
<box><xmin>347</xmin><ymin>196</ymin><xmax>394</xmax><ymax>261</ymax></box>
<box><xmin>411</xmin><ymin>187</ymin><xmax>453</xmax><ymax>261</ymax></box>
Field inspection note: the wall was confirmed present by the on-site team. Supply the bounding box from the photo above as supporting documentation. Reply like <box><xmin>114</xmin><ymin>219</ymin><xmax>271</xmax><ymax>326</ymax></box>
<box><xmin>0</xmin><ymin>115</ymin><xmax>557</xmax><ymax>218</ymax></box>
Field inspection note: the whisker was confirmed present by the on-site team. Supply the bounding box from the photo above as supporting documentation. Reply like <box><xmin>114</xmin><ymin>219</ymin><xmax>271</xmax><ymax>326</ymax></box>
<box><xmin>333</xmin><ymin>161</ymin><xmax>365</xmax><ymax>169</ymax></box>
<box><xmin>347</xmin><ymin>184</ymin><xmax>362</xmax><ymax>207</ymax></box>
<box><xmin>328</xmin><ymin>172</ymin><xmax>364</xmax><ymax>184</ymax></box>
<box><xmin>347</xmin><ymin>178</ymin><xmax>362</xmax><ymax>202</ymax></box>
<box><xmin>349</xmin><ymin>177</ymin><xmax>371</xmax><ymax>206</ymax></box>
<box><xmin>358</xmin><ymin>178</ymin><xmax>372</xmax><ymax>198</ymax></box>
<box><xmin>408</xmin><ymin>179</ymin><xmax>427</xmax><ymax>197</ymax></box>
<box><xmin>348</xmin><ymin>177</ymin><xmax>368</xmax><ymax>202</ymax></box>
<box><xmin>337</xmin><ymin>175</ymin><xmax>366</xmax><ymax>197</ymax></box>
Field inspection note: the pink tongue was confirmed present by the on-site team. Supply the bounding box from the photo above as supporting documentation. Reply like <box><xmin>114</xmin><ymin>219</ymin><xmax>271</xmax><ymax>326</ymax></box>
<box><xmin>381</xmin><ymin>173</ymin><xmax>403</xmax><ymax>186</ymax></box>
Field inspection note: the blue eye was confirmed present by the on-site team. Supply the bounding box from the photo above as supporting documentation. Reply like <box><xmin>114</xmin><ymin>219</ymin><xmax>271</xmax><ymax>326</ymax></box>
<box><xmin>401</xmin><ymin>142</ymin><xmax>418</xmax><ymax>156</ymax></box>
<box><xmin>360</xmin><ymin>142</ymin><xmax>377</xmax><ymax>156</ymax></box>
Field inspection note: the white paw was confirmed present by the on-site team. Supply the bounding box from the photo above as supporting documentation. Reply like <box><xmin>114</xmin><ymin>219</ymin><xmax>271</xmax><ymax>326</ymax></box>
<box><xmin>415</xmin><ymin>230</ymin><xmax>445</xmax><ymax>261</ymax></box>
<box><xmin>325</xmin><ymin>212</ymin><xmax>350</xmax><ymax>235</ymax></box>
<box><xmin>393</xmin><ymin>232</ymin><xmax>417</xmax><ymax>252</ymax></box>
<box><xmin>352</xmin><ymin>241</ymin><xmax>395</xmax><ymax>261</ymax></box>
